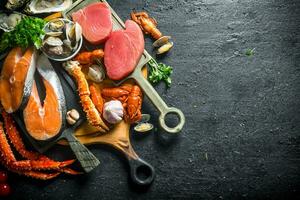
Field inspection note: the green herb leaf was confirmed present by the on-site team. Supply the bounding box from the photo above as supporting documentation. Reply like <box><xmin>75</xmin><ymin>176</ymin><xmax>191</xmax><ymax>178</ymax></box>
<box><xmin>245</xmin><ymin>48</ymin><xmax>255</xmax><ymax>56</ymax></box>
<box><xmin>148</xmin><ymin>58</ymin><xmax>173</xmax><ymax>87</ymax></box>
<box><xmin>0</xmin><ymin>16</ymin><xmax>46</xmax><ymax>52</ymax></box>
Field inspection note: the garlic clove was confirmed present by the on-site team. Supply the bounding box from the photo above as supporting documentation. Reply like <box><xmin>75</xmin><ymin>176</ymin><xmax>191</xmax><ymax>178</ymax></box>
<box><xmin>66</xmin><ymin>109</ymin><xmax>80</xmax><ymax>125</ymax></box>
<box><xmin>103</xmin><ymin>100</ymin><xmax>123</xmax><ymax>124</ymax></box>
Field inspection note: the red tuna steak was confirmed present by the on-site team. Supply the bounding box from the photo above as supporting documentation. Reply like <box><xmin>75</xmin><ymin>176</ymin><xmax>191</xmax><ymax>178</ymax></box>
<box><xmin>72</xmin><ymin>2</ymin><xmax>112</xmax><ymax>44</ymax></box>
<box><xmin>104</xmin><ymin>20</ymin><xmax>144</xmax><ymax>80</ymax></box>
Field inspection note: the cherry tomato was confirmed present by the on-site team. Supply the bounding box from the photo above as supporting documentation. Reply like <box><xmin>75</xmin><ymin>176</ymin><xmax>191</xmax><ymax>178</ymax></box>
<box><xmin>0</xmin><ymin>171</ymin><xmax>8</xmax><ymax>183</ymax></box>
<box><xmin>0</xmin><ymin>183</ymin><xmax>11</xmax><ymax>196</ymax></box>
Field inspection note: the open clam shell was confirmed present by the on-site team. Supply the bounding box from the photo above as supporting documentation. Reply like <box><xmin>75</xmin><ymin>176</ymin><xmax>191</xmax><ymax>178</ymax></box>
<box><xmin>134</xmin><ymin>122</ymin><xmax>154</xmax><ymax>133</ymax></box>
<box><xmin>157</xmin><ymin>42</ymin><xmax>174</xmax><ymax>55</ymax></box>
<box><xmin>41</xmin><ymin>18</ymin><xmax>83</xmax><ymax>61</ymax></box>
<box><xmin>153</xmin><ymin>36</ymin><xmax>171</xmax><ymax>47</ymax></box>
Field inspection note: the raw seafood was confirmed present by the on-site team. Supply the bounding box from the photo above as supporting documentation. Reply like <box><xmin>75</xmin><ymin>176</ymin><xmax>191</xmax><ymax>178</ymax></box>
<box><xmin>25</xmin><ymin>0</ymin><xmax>72</xmax><ymax>14</ymax></box>
<box><xmin>102</xmin><ymin>84</ymin><xmax>143</xmax><ymax>123</ymax></box>
<box><xmin>74</xmin><ymin>49</ymin><xmax>104</xmax><ymax>65</ymax></box>
<box><xmin>72</xmin><ymin>2</ymin><xmax>112</xmax><ymax>44</ymax></box>
<box><xmin>63</xmin><ymin>61</ymin><xmax>109</xmax><ymax>132</ymax></box>
<box><xmin>23</xmin><ymin>54</ymin><xmax>66</xmax><ymax>141</ymax></box>
<box><xmin>0</xmin><ymin>47</ymin><xmax>36</xmax><ymax>113</ymax></box>
<box><xmin>0</xmin><ymin>111</ymin><xmax>80</xmax><ymax>180</ymax></box>
<box><xmin>104</xmin><ymin>20</ymin><xmax>144</xmax><ymax>80</ymax></box>
<box><xmin>23</xmin><ymin>81</ymin><xmax>62</xmax><ymax>141</ymax></box>
<box><xmin>131</xmin><ymin>11</ymin><xmax>162</xmax><ymax>40</ymax></box>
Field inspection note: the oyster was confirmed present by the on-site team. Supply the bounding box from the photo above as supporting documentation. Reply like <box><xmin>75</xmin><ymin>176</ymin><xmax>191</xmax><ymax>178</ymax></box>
<box><xmin>24</xmin><ymin>0</ymin><xmax>72</xmax><ymax>14</ymax></box>
<box><xmin>5</xmin><ymin>0</ymin><xmax>30</xmax><ymax>10</ymax></box>
<box><xmin>0</xmin><ymin>12</ymin><xmax>24</xmax><ymax>32</ymax></box>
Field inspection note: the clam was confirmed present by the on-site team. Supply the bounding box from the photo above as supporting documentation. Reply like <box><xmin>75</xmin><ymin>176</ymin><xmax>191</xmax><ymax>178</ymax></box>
<box><xmin>134</xmin><ymin>122</ymin><xmax>154</xmax><ymax>133</ymax></box>
<box><xmin>49</xmin><ymin>20</ymin><xmax>65</xmax><ymax>31</ymax></box>
<box><xmin>136</xmin><ymin>114</ymin><xmax>151</xmax><ymax>124</ymax></box>
<box><xmin>46</xmin><ymin>31</ymin><xmax>63</xmax><ymax>37</ymax></box>
<box><xmin>24</xmin><ymin>0</ymin><xmax>72</xmax><ymax>14</ymax></box>
<box><xmin>157</xmin><ymin>42</ymin><xmax>174</xmax><ymax>55</ymax></box>
<box><xmin>47</xmin><ymin>46</ymin><xmax>63</xmax><ymax>56</ymax></box>
<box><xmin>44</xmin><ymin>36</ymin><xmax>63</xmax><ymax>46</ymax></box>
<box><xmin>66</xmin><ymin>22</ymin><xmax>82</xmax><ymax>43</ymax></box>
<box><xmin>88</xmin><ymin>65</ymin><xmax>106</xmax><ymax>83</ymax></box>
<box><xmin>153</xmin><ymin>36</ymin><xmax>171</xmax><ymax>47</ymax></box>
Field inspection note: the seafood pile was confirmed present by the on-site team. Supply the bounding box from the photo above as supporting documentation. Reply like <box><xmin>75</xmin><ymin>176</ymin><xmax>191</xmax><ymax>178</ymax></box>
<box><xmin>41</xmin><ymin>19</ymin><xmax>82</xmax><ymax>60</ymax></box>
<box><xmin>0</xmin><ymin>0</ymin><xmax>177</xmax><ymax>183</ymax></box>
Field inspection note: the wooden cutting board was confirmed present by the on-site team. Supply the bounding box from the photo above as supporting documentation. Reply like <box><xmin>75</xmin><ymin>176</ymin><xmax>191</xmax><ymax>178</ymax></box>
<box><xmin>59</xmin><ymin>67</ymin><xmax>155</xmax><ymax>186</ymax></box>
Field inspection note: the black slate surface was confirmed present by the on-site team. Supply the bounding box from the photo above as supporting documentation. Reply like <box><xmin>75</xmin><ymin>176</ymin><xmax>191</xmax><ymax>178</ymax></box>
<box><xmin>1</xmin><ymin>0</ymin><xmax>300</xmax><ymax>199</ymax></box>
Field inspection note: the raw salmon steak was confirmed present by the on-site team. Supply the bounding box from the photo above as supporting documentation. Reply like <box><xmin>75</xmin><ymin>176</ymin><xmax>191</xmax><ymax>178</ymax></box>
<box><xmin>104</xmin><ymin>20</ymin><xmax>144</xmax><ymax>80</ymax></box>
<box><xmin>0</xmin><ymin>47</ymin><xmax>36</xmax><ymax>113</ymax></box>
<box><xmin>72</xmin><ymin>2</ymin><xmax>112</xmax><ymax>44</ymax></box>
<box><xmin>23</xmin><ymin>54</ymin><xmax>66</xmax><ymax>141</ymax></box>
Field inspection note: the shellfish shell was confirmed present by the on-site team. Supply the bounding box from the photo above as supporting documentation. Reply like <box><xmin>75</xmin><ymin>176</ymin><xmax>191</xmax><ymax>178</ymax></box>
<box><xmin>47</xmin><ymin>46</ymin><xmax>63</xmax><ymax>55</ymax></box>
<box><xmin>134</xmin><ymin>122</ymin><xmax>154</xmax><ymax>133</ymax></box>
<box><xmin>49</xmin><ymin>20</ymin><xmax>65</xmax><ymax>31</ymax></box>
<box><xmin>153</xmin><ymin>36</ymin><xmax>171</xmax><ymax>47</ymax></box>
<box><xmin>88</xmin><ymin>64</ymin><xmax>106</xmax><ymax>83</ymax></box>
<box><xmin>44</xmin><ymin>36</ymin><xmax>63</xmax><ymax>46</ymax></box>
<box><xmin>46</xmin><ymin>31</ymin><xmax>63</xmax><ymax>37</ymax></box>
<box><xmin>157</xmin><ymin>42</ymin><xmax>174</xmax><ymax>55</ymax></box>
<box><xmin>24</xmin><ymin>0</ymin><xmax>72</xmax><ymax>14</ymax></box>
<box><xmin>0</xmin><ymin>12</ymin><xmax>24</xmax><ymax>32</ymax></box>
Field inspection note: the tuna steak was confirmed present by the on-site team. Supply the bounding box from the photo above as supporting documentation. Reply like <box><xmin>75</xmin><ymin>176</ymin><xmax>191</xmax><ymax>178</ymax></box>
<box><xmin>104</xmin><ymin>20</ymin><xmax>144</xmax><ymax>80</ymax></box>
<box><xmin>72</xmin><ymin>2</ymin><xmax>112</xmax><ymax>44</ymax></box>
<box><xmin>0</xmin><ymin>47</ymin><xmax>36</xmax><ymax>113</ymax></box>
<box><xmin>23</xmin><ymin>55</ymin><xmax>66</xmax><ymax>141</ymax></box>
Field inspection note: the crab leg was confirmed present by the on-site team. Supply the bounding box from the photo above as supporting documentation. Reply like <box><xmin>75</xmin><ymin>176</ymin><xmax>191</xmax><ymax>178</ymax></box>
<box><xmin>1</xmin><ymin>111</ymin><xmax>81</xmax><ymax>175</ymax></box>
<box><xmin>0</xmin><ymin>122</ymin><xmax>75</xmax><ymax>171</ymax></box>
<box><xmin>0</xmin><ymin>153</ymin><xmax>61</xmax><ymax>180</ymax></box>
<box><xmin>63</xmin><ymin>61</ymin><xmax>109</xmax><ymax>132</ymax></box>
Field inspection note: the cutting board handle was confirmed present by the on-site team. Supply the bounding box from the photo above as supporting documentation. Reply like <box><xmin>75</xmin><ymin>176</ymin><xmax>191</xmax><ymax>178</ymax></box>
<box><xmin>131</xmin><ymin>67</ymin><xmax>185</xmax><ymax>133</ymax></box>
<box><xmin>65</xmin><ymin>133</ymin><xmax>100</xmax><ymax>173</ymax></box>
<box><xmin>128</xmin><ymin>157</ymin><xmax>155</xmax><ymax>186</ymax></box>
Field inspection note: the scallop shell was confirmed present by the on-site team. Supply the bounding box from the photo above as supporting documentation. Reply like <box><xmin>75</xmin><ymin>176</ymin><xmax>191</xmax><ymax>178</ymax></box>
<box><xmin>24</xmin><ymin>0</ymin><xmax>72</xmax><ymax>14</ymax></box>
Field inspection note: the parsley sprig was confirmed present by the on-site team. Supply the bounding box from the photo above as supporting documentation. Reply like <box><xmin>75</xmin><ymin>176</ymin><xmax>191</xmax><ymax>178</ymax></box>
<box><xmin>148</xmin><ymin>59</ymin><xmax>173</xmax><ymax>87</ymax></box>
<box><xmin>0</xmin><ymin>16</ymin><xmax>46</xmax><ymax>52</ymax></box>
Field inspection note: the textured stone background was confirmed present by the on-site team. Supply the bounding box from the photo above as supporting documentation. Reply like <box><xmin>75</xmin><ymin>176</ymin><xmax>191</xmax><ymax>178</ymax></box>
<box><xmin>1</xmin><ymin>0</ymin><xmax>300</xmax><ymax>199</ymax></box>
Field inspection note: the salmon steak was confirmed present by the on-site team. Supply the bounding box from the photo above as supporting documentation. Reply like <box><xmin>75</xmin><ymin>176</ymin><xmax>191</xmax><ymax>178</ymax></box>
<box><xmin>104</xmin><ymin>20</ymin><xmax>145</xmax><ymax>80</ymax></box>
<box><xmin>72</xmin><ymin>2</ymin><xmax>113</xmax><ymax>44</ymax></box>
<box><xmin>0</xmin><ymin>47</ymin><xmax>36</xmax><ymax>113</ymax></box>
<box><xmin>23</xmin><ymin>55</ymin><xmax>66</xmax><ymax>141</ymax></box>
